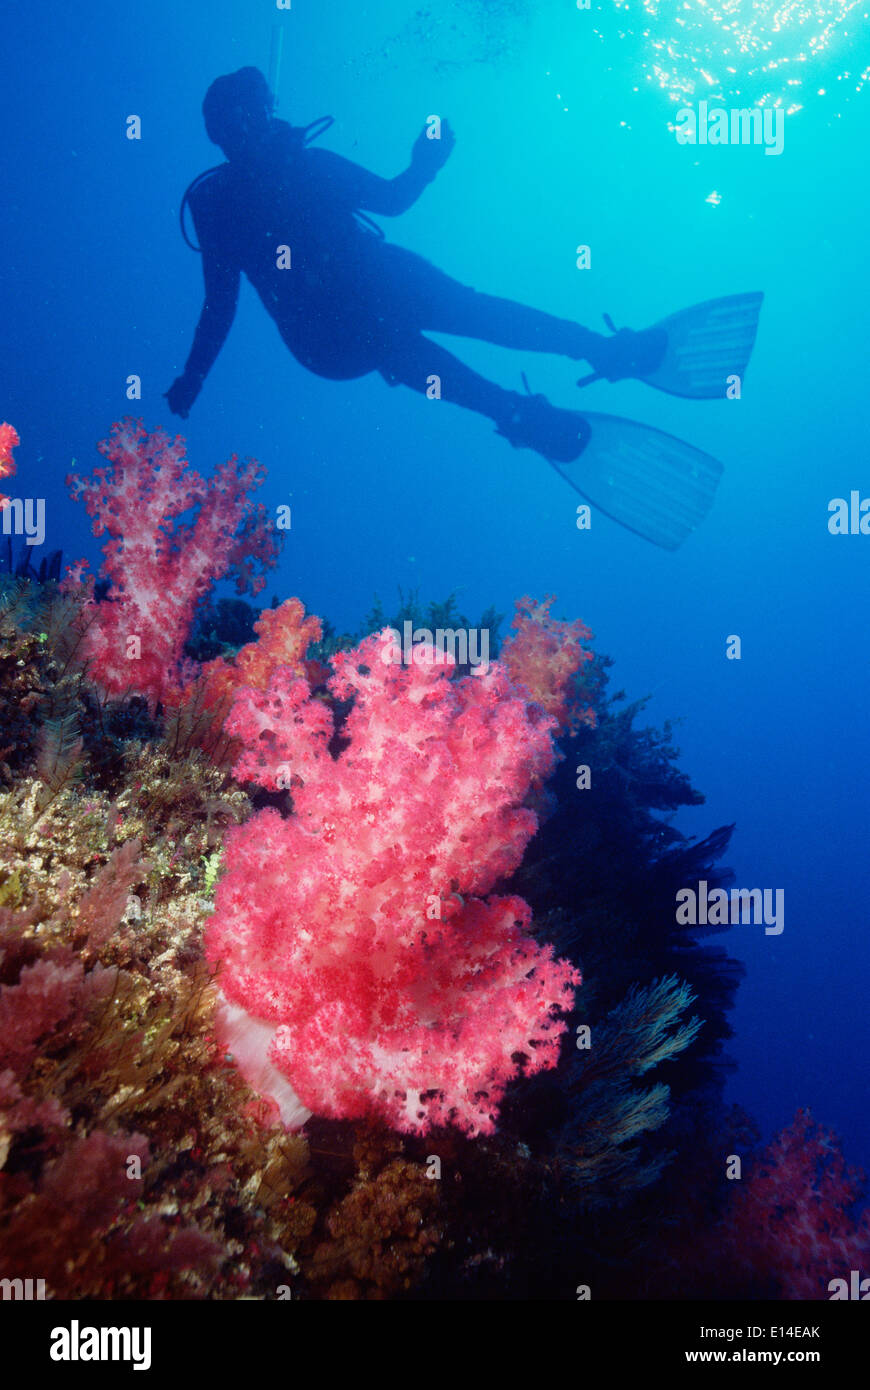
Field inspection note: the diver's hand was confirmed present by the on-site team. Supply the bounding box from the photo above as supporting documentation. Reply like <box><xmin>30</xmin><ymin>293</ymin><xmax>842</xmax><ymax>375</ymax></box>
<box><xmin>410</xmin><ymin>119</ymin><xmax>455</xmax><ymax>180</ymax></box>
<box><xmin>164</xmin><ymin>373</ymin><xmax>200</xmax><ymax>419</ymax></box>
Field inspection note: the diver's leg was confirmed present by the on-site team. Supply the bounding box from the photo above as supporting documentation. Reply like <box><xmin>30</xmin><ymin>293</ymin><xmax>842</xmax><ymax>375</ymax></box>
<box><xmin>374</xmin><ymin>246</ymin><xmax>598</xmax><ymax>360</ymax></box>
<box><xmin>373</xmin><ymin>248</ymin><xmax>662</xmax><ymax>377</ymax></box>
<box><xmin>421</xmin><ymin>282</ymin><xmax>669</xmax><ymax>381</ymax></box>
<box><xmin>376</xmin><ymin>332</ymin><xmax>515</xmax><ymax>420</ymax></box>
<box><xmin>424</xmin><ymin>282</ymin><xmax>599</xmax><ymax>359</ymax></box>
<box><xmin>376</xmin><ymin>331</ymin><xmax>589</xmax><ymax>464</ymax></box>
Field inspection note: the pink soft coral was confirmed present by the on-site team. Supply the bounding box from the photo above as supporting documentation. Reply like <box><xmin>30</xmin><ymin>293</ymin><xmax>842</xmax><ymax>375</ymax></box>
<box><xmin>65</xmin><ymin>419</ymin><xmax>279</xmax><ymax>705</ymax></box>
<box><xmin>501</xmin><ymin>595</ymin><xmax>596</xmax><ymax>734</ymax></box>
<box><xmin>205</xmin><ymin>632</ymin><xmax>580</xmax><ymax>1137</ymax></box>
<box><xmin>0</xmin><ymin>422</ymin><xmax>19</xmax><ymax>509</ymax></box>
<box><xmin>723</xmin><ymin>1109</ymin><xmax>870</xmax><ymax>1299</ymax></box>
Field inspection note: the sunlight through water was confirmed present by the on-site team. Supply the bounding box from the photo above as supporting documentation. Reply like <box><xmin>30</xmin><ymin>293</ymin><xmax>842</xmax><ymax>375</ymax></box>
<box><xmin>601</xmin><ymin>0</ymin><xmax>870</xmax><ymax>116</ymax></box>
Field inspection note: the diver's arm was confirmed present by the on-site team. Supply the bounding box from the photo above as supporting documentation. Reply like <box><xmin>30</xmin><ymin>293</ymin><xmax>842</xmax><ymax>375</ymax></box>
<box><xmin>310</xmin><ymin>121</ymin><xmax>456</xmax><ymax>217</ymax></box>
<box><xmin>184</xmin><ymin>258</ymin><xmax>240</xmax><ymax>382</ymax></box>
<box><xmin>166</xmin><ymin>253</ymin><xmax>240</xmax><ymax>417</ymax></box>
<box><xmin>369</xmin><ymin>163</ymin><xmax>438</xmax><ymax>215</ymax></box>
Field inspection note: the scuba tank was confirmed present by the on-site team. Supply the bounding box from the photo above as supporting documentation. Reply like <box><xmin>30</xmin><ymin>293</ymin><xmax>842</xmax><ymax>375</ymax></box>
<box><xmin>179</xmin><ymin>114</ymin><xmax>337</xmax><ymax>252</ymax></box>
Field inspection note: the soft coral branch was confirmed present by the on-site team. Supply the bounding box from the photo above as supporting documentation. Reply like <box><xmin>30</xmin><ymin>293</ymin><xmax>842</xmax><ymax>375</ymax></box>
<box><xmin>65</xmin><ymin>419</ymin><xmax>279</xmax><ymax>705</ymax></box>
<box><xmin>501</xmin><ymin>595</ymin><xmax>596</xmax><ymax>734</ymax></box>
<box><xmin>0</xmin><ymin>422</ymin><xmax>19</xmax><ymax>510</ymax></box>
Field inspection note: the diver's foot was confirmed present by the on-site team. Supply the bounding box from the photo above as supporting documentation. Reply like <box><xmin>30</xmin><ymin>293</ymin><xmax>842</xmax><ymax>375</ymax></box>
<box><xmin>586</xmin><ymin>325</ymin><xmax>668</xmax><ymax>382</ymax></box>
<box><xmin>495</xmin><ymin>391</ymin><xmax>590</xmax><ymax>464</ymax></box>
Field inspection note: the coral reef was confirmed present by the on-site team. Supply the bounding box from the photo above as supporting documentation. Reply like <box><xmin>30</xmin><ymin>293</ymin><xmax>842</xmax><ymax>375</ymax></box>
<box><xmin>0</xmin><ymin>760</ymin><xmax>290</xmax><ymax>1298</ymax></box>
<box><xmin>1</xmin><ymin>420</ymin><xmax>866</xmax><ymax>1303</ymax></box>
<box><xmin>0</xmin><ymin>686</ymin><xmax>434</xmax><ymax>1299</ymax></box>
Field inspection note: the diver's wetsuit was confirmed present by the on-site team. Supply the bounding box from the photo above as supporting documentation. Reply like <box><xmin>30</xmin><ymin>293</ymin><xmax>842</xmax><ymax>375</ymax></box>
<box><xmin>181</xmin><ymin>120</ymin><xmax>598</xmax><ymax>424</ymax></box>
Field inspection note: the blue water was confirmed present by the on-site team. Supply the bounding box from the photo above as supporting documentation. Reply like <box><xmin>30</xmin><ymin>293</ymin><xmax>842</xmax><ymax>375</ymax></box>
<box><xmin>3</xmin><ymin>0</ymin><xmax>868</xmax><ymax>1173</ymax></box>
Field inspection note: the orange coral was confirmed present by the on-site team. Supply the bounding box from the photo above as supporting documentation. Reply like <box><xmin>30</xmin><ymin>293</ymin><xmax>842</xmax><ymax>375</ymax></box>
<box><xmin>195</xmin><ymin>597</ymin><xmax>322</xmax><ymax>713</ymax></box>
<box><xmin>307</xmin><ymin>1131</ymin><xmax>442</xmax><ymax>1300</ymax></box>
<box><xmin>500</xmin><ymin>595</ymin><xmax>596</xmax><ymax>734</ymax></box>
<box><xmin>168</xmin><ymin>598</ymin><xmax>323</xmax><ymax>766</ymax></box>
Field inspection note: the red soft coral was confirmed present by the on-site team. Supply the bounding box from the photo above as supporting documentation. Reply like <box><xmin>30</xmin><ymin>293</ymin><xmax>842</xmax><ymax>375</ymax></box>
<box><xmin>226</xmin><ymin>665</ymin><xmax>333</xmax><ymax>789</ymax></box>
<box><xmin>66</xmin><ymin>419</ymin><xmax>279</xmax><ymax>705</ymax></box>
<box><xmin>0</xmin><ymin>421</ymin><xmax>19</xmax><ymax>509</ymax></box>
<box><xmin>206</xmin><ymin>632</ymin><xmax>580</xmax><ymax>1137</ymax></box>
<box><xmin>722</xmin><ymin>1109</ymin><xmax>870</xmax><ymax>1299</ymax></box>
<box><xmin>500</xmin><ymin>595</ymin><xmax>596</xmax><ymax>734</ymax></box>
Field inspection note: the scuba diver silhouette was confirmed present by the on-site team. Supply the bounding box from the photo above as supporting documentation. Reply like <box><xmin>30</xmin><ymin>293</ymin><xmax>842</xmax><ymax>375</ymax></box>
<box><xmin>167</xmin><ymin>68</ymin><xmax>763</xmax><ymax>549</ymax></box>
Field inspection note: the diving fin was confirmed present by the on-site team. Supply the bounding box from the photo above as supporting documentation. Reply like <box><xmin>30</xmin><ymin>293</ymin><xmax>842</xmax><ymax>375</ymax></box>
<box><xmin>548</xmin><ymin>411</ymin><xmax>723</xmax><ymax>550</ymax></box>
<box><xmin>577</xmin><ymin>292</ymin><xmax>764</xmax><ymax>400</ymax></box>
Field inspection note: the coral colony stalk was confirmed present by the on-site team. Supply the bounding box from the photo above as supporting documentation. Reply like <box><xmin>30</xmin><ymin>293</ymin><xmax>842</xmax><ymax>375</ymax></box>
<box><xmin>65</xmin><ymin>419</ymin><xmax>279</xmax><ymax>707</ymax></box>
<box><xmin>205</xmin><ymin>632</ymin><xmax>581</xmax><ymax>1136</ymax></box>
